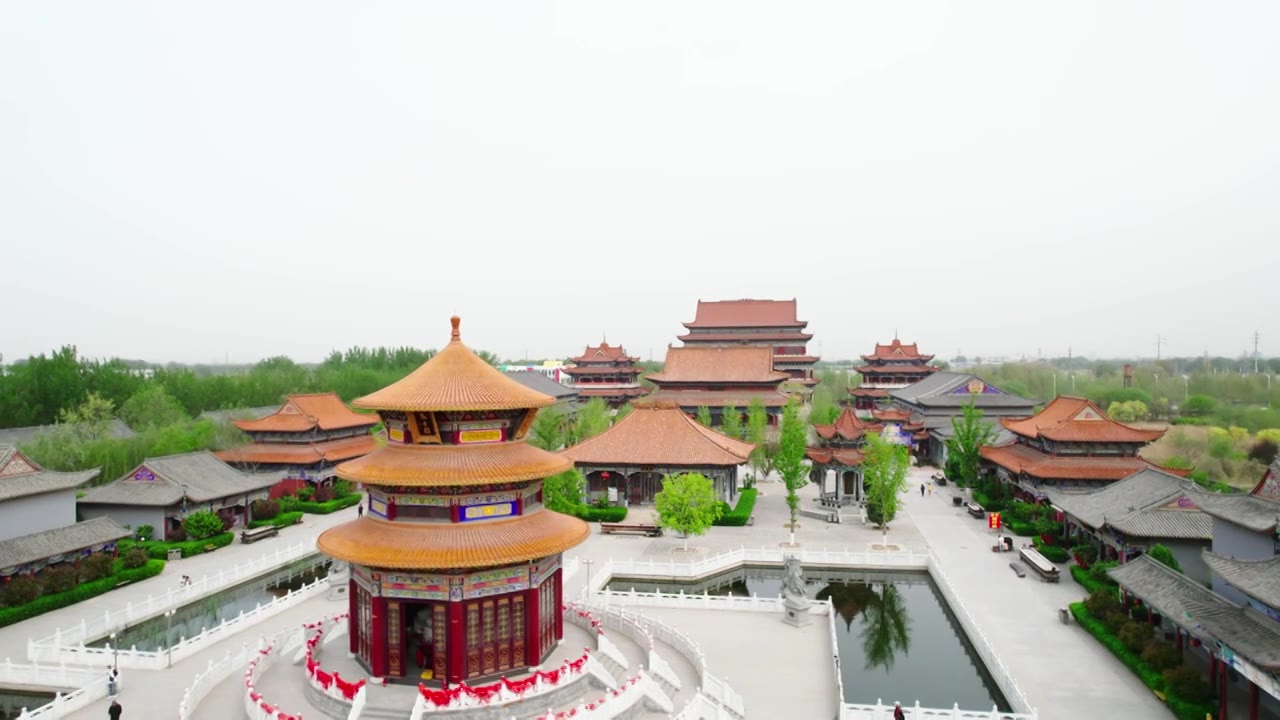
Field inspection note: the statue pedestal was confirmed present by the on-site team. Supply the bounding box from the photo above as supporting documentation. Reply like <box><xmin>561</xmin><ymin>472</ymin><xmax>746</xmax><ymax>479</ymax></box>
<box><xmin>782</xmin><ymin>595</ymin><xmax>811</xmax><ymax>627</ymax></box>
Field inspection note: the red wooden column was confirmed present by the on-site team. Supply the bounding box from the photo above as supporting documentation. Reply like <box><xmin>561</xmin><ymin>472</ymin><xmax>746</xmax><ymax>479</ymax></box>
<box><xmin>1218</xmin><ymin>658</ymin><xmax>1229</xmax><ymax>720</ymax></box>
<box><xmin>524</xmin><ymin>586</ymin><xmax>540</xmax><ymax>666</ymax></box>
<box><xmin>369</xmin><ymin>595</ymin><xmax>388</xmax><ymax>678</ymax></box>
<box><xmin>1249</xmin><ymin>681</ymin><xmax>1259</xmax><ymax>720</ymax></box>
<box><xmin>554</xmin><ymin>568</ymin><xmax>564</xmax><ymax>639</ymax></box>
<box><xmin>447</xmin><ymin>601</ymin><xmax>465</xmax><ymax>686</ymax></box>
<box><xmin>348</xmin><ymin>579</ymin><xmax>359</xmax><ymax>655</ymax></box>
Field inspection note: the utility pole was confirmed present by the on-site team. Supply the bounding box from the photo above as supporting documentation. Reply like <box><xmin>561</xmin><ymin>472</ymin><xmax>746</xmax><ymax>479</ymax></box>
<box><xmin>1155</xmin><ymin>334</ymin><xmax>1165</xmax><ymax>361</ymax></box>
<box><xmin>1255</xmin><ymin>331</ymin><xmax>1261</xmax><ymax>374</ymax></box>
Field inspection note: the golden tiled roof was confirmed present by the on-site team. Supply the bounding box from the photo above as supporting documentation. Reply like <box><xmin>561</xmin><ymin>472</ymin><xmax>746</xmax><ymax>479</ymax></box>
<box><xmin>336</xmin><ymin>441</ymin><xmax>571</xmax><ymax>487</ymax></box>
<box><xmin>317</xmin><ymin>511</ymin><xmax>590</xmax><ymax>569</ymax></box>
<box><xmin>353</xmin><ymin>317</ymin><xmax>556</xmax><ymax>412</ymax></box>
<box><xmin>233</xmin><ymin>393</ymin><xmax>378</xmax><ymax>433</ymax></box>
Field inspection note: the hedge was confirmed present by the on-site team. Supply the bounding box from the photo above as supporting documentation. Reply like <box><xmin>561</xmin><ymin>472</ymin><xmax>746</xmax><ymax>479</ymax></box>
<box><xmin>248</xmin><ymin>511</ymin><xmax>304</xmax><ymax>529</ymax></box>
<box><xmin>1070</xmin><ymin>603</ymin><xmax>1215</xmax><ymax>720</ymax></box>
<box><xmin>1008</xmin><ymin>519</ymin><xmax>1036</xmax><ymax>537</ymax></box>
<box><xmin>1071</xmin><ymin>565</ymin><xmax>1119</xmax><ymax>595</ymax></box>
<box><xmin>280</xmin><ymin>492</ymin><xmax>362</xmax><ymax>515</ymax></box>
<box><xmin>1032</xmin><ymin>537</ymin><xmax>1070</xmax><ymax>563</ymax></box>
<box><xmin>714</xmin><ymin>489</ymin><xmax>758</xmax><ymax>527</ymax></box>
<box><xmin>0</xmin><ymin>559</ymin><xmax>166</xmax><ymax>628</ymax></box>
<box><xmin>576</xmin><ymin>506</ymin><xmax>628</xmax><ymax>523</ymax></box>
<box><xmin>118</xmin><ymin>531</ymin><xmax>235</xmax><ymax>560</ymax></box>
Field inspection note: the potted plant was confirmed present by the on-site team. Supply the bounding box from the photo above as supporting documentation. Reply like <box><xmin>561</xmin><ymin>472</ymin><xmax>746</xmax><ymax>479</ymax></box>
<box><xmin>1072</xmin><ymin>543</ymin><xmax>1098</xmax><ymax>568</ymax></box>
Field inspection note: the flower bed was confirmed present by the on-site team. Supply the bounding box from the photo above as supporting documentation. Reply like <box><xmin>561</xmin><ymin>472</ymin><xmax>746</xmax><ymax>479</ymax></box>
<box><xmin>304</xmin><ymin>613</ymin><xmax>366</xmax><ymax>702</ymax></box>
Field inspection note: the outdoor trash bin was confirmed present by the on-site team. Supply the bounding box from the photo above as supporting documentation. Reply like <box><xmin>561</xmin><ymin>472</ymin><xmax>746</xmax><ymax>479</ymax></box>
<box><xmin>952</xmin><ymin>496</ymin><xmax>963</xmax><ymax>507</ymax></box>
<box><xmin>1060</xmin><ymin>608</ymin><xmax>1070</xmax><ymax>625</ymax></box>
<box><xmin>167</xmin><ymin>548</ymin><xmax>182</xmax><ymax>562</ymax></box>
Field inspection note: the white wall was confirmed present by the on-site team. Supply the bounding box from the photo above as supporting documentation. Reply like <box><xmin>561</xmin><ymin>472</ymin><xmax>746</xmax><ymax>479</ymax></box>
<box><xmin>77</xmin><ymin>504</ymin><xmax>166</xmax><ymax>538</ymax></box>
<box><xmin>0</xmin><ymin>490</ymin><xmax>77</xmax><ymax>542</ymax></box>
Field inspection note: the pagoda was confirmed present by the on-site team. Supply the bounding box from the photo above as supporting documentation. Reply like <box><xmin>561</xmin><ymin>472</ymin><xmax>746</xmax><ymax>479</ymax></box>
<box><xmin>676</xmin><ymin>299</ymin><xmax>819</xmax><ymax>393</ymax></box>
<box><xmin>646</xmin><ymin>345</ymin><xmax>791</xmax><ymax>426</ymax></box>
<box><xmin>805</xmin><ymin>407</ymin><xmax>881</xmax><ymax>508</ymax></box>
<box><xmin>979</xmin><ymin>396</ymin><xmax>1168</xmax><ymax>497</ymax></box>
<box><xmin>849</xmin><ymin>338</ymin><xmax>939</xmax><ymax>411</ymax></box>
<box><xmin>562</xmin><ymin>342</ymin><xmax>646</xmax><ymax>407</ymax></box>
<box><xmin>214</xmin><ymin>392</ymin><xmax>379</xmax><ymax>486</ymax></box>
<box><xmin>317</xmin><ymin>317</ymin><xmax>590</xmax><ymax>684</ymax></box>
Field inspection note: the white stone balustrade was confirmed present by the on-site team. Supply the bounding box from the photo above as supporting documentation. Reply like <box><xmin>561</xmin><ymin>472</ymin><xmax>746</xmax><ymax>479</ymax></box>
<box><xmin>177</xmin><ymin>645</ymin><xmax>252</xmax><ymax>720</ymax></box>
<box><xmin>244</xmin><ymin>627</ymin><xmax>307</xmax><ymax>720</ymax></box>
<box><xmin>540</xmin><ymin>670</ymin><xmax>672</xmax><ymax>719</ymax></box>
<box><xmin>840</xmin><ymin>701</ymin><xmax>1037</xmax><ymax>720</ymax></box>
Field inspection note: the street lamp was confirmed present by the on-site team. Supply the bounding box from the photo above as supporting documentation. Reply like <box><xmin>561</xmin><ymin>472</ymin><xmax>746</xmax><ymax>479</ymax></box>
<box><xmin>582</xmin><ymin>559</ymin><xmax>594</xmax><ymax>600</ymax></box>
<box><xmin>164</xmin><ymin>609</ymin><xmax>176</xmax><ymax>668</ymax></box>
<box><xmin>108</xmin><ymin>632</ymin><xmax>118</xmax><ymax>672</ymax></box>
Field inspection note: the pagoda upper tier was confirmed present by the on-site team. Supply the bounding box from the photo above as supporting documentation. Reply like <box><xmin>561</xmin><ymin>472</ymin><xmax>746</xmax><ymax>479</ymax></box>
<box><xmin>850</xmin><ymin>338</ymin><xmax>939</xmax><ymax>410</ymax></box>
<box><xmin>676</xmin><ymin>298</ymin><xmax>819</xmax><ymax>390</ymax></box>
<box><xmin>563</xmin><ymin>341</ymin><xmax>646</xmax><ymax>407</ymax></box>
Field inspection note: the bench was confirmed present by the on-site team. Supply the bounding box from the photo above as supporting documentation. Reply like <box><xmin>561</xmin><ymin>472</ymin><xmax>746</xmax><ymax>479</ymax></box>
<box><xmin>600</xmin><ymin>523</ymin><xmax>663</xmax><ymax>537</ymax></box>
<box><xmin>240</xmin><ymin>525</ymin><xmax>279</xmax><ymax>544</ymax></box>
<box><xmin>1018</xmin><ymin>546</ymin><xmax>1061</xmax><ymax>583</ymax></box>
<box><xmin>1009</xmin><ymin>562</ymin><xmax>1026</xmax><ymax>578</ymax></box>
<box><xmin>965</xmin><ymin>502</ymin><xmax>985</xmax><ymax>519</ymax></box>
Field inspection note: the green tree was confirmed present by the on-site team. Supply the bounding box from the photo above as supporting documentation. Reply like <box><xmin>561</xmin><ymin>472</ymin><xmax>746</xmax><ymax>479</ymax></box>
<box><xmin>119</xmin><ymin>385</ymin><xmax>188</xmax><ymax>431</ymax></box>
<box><xmin>746</xmin><ymin>398</ymin><xmax>770</xmax><ymax>482</ymax></box>
<box><xmin>1184</xmin><ymin>394</ymin><xmax>1217</xmax><ymax>417</ymax></box>
<box><xmin>542</xmin><ymin>469</ymin><xmax>585</xmax><ymax>514</ymax></box>
<box><xmin>654</xmin><ymin>473</ymin><xmax>723</xmax><ymax>552</ymax></box>
<box><xmin>569</xmin><ymin>398</ymin><xmax>611</xmax><ymax>445</ymax></box>
<box><xmin>808</xmin><ymin>387</ymin><xmax>840</xmax><ymax>426</ymax></box>
<box><xmin>1106</xmin><ymin>400</ymin><xmax>1149</xmax><ymax>423</ymax></box>
<box><xmin>943</xmin><ymin>401</ymin><xmax>994</xmax><ymax>486</ymax></box>
<box><xmin>721</xmin><ymin>404</ymin><xmax>742</xmax><ymax>439</ymax></box>
<box><xmin>528</xmin><ymin>405</ymin><xmax>569</xmax><ymax>451</ymax></box>
<box><xmin>694</xmin><ymin>406</ymin><xmax>713</xmax><ymax>428</ymax></box>
<box><xmin>60</xmin><ymin>392</ymin><xmax>117</xmax><ymax>438</ymax></box>
<box><xmin>183</xmin><ymin>510</ymin><xmax>225</xmax><ymax>540</ymax></box>
<box><xmin>613</xmin><ymin>403</ymin><xmax>634</xmax><ymax>424</ymax></box>
<box><xmin>775</xmin><ymin>399</ymin><xmax>808</xmax><ymax>545</ymax></box>
<box><xmin>864</xmin><ymin>433</ymin><xmax>910</xmax><ymax>535</ymax></box>
<box><xmin>1147</xmin><ymin>544</ymin><xmax>1182</xmax><ymax>573</ymax></box>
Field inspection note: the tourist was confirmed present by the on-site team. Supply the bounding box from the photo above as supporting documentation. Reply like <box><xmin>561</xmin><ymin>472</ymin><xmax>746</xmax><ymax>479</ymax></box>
<box><xmin>358</xmin><ymin>504</ymin><xmax>364</xmax><ymax>517</ymax></box>
<box><xmin>106</xmin><ymin>666</ymin><xmax>119</xmax><ymax>696</ymax></box>
<box><xmin>927</xmin><ymin>482</ymin><xmax>933</xmax><ymax>495</ymax></box>
<box><xmin>108</xmin><ymin>699</ymin><xmax>123</xmax><ymax>720</ymax></box>
<box><xmin>920</xmin><ymin>483</ymin><xmax>925</xmax><ymax>497</ymax></box>
<box><xmin>180</xmin><ymin>575</ymin><xmax>191</xmax><ymax>587</ymax></box>
<box><xmin>893</xmin><ymin>702</ymin><xmax>905</xmax><ymax>720</ymax></box>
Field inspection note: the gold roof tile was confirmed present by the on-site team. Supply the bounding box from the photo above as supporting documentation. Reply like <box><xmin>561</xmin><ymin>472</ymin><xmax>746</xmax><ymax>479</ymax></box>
<box><xmin>337</xmin><ymin>441</ymin><xmax>571</xmax><ymax>487</ymax></box>
<box><xmin>353</xmin><ymin>317</ymin><xmax>556</xmax><ymax>412</ymax></box>
<box><xmin>317</xmin><ymin>511</ymin><xmax>590</xmax><ymax>570</ymax></box>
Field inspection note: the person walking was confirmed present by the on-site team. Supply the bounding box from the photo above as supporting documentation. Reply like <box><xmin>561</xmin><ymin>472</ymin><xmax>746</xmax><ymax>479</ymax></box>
<box><xmin>920</xmin><ymin>483</ymin><xmax>925</xmax><ymax>497</ymax></box>
<box><xmin>893</xmin><ymin>702</ymin><xmax>906</xmax><ymax>720</ymax></box>
<box><xmin>358</xmin><ymin>504</ymin><xmax>364</xmax><ymax>518</ymax></box>
<box><xmin>108</xmin><ymin>699</ymin><xmax>123</xmax><ymax>720</ymax></box>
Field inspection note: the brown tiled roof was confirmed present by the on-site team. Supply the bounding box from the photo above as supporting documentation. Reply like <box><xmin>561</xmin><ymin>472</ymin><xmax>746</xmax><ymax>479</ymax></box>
<box><xmin>774</xmin><ymin>355</ymin><xmax>821</xmax><ymax>363</ymax></box>
<box><xmin>856</xmin><ymin>364</ymin><xmax>939</xmax><ymax>374</ymax></box>
<box><xmin>354</xmin><ymin>317</ymin><xmax>556</xmax><ymax>412</ymax></box>
<box><xmin>233</xmin><ymin>393</ymin><xmax>379</xmax><ymax>433</ymax></box>
<box><xmin>677</xmin><ymin>331</ymin><xmax>815</xmax><ymax>343</ymax></box>
<box><xmin>647</xmin><ymin>346</ymin><xmax>789</xmax><ymax>385</ymax></box>
<box><xmin>872</xmin><ymin>408</ymin><xmax>911</xmax><ymax>422</ymax></box>
<box><xmin>560</xmin><ymin>402</ymin><xmax>754</xmax><ymax>466</ymax></box>
<box><xmin>1001</xmin><ymin>396</ymin><xmax>1164</xmax><ymax>444</ymax></box>
<box><xmin>215</xmin><ymin>435</ymin><xmax>380</xmax><ymax>466</ymax></box>
<box><xmin>813</xmin><ymin>407</ymin><xmax>880</xmax><ymax>441</ymax></box>
<box><xmin>577</xmin><ymin>387</ymin><xmax>649</xmax><ymax>398</ymax></box>
<box><xmin>849</xmin><ymin>388</ymin><xmax>889</xmax><ymax>398</ymax></box>
<box><xmin>646</xmin><ymin>389</ymin><xmax>791</xmax><ymax>409</ymax></box>
<box><xmin>980</xmin><ymin>444</ymin><xmax>1157</xmax><ymax>481</ymax></box>
<box><xmin>682</xmin><ymin>299</ymin><xmax>806</xmax><ymax>329</ymax></box>
<box><xmin>806</xmin><ymin>448</ymin><xmax>865</xmax><ymax>466</ymax></box>
<box><xmin>337</xmin><ymin>441</ymin><xmax>570</xmax><ymax>488</ymax></box>
<box><xmin>860</xmin><ymin>339</ymin><xmax>934</xmax><ymax>362</ymax></box>
<box><xmin>318</xmin><ymin>511</ymin><xmax>589</xmax><ymax>570</ymax></box>
<box><xmin>568</xmin><ymin>342</ymin><xmax>637</xmax><ymax>363</ymax></box>
<box><xmin>562</xmin><ymin>366</ymin><xmax>642</xmax><ymax>376</ymax></box>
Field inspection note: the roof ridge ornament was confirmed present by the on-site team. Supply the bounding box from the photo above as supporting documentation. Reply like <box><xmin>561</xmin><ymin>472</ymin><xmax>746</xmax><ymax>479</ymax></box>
<box><xmin>450</xmin><ymin>316</ymin><xmax>461</xmax><ymax>342</ymax></box>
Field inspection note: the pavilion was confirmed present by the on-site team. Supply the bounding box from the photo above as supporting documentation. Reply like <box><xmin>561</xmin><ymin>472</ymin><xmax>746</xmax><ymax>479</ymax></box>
<box><xmin>559</xmin><ymin>401</ymin><xmax>754</xmax><ymax>505</ymax></box>
<box><xmin>805</xmin><ymin>407</ymin><xmax>880</xmax><ymax>508</ymax></box>
<box><xmin>317</xmin><ymin>317</ymin><xmax>589</xmax><ymax>684</ymax></box>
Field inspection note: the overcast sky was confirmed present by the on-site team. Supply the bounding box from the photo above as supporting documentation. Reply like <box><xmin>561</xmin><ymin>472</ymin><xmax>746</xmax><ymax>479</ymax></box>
<box><xmin>2</xmin><ymin>2</ymin><xmax>1277</xmax><ymax>366</ymax></box>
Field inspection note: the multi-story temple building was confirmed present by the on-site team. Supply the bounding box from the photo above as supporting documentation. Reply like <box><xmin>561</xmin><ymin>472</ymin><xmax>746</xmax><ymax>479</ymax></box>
<box><xmin>676</xmin><ymin>299</ymin><xmax>819</xmax><ymax>393</ymax></box>
<box><xmin>214</xmin><ymin>392</ymin><xmax>379</xmax><ymax>485</ymax></box>
<box><xmin>562</xmin><ymin>342</ymin><xmax>646</xmax><ymax>408</ymax></box>
<box><xmin>887</xmin><ymin>373</ymin><xmax>1036</xmax><ymax>464</ymax></box>
<box><xmin>646</xmin><ymin>345</ymin><xmax>791</xmax><ymax>426</ymax></box>
<box><xmin>317</xmin><ymin>318</ymin><xmax>590</xmax><ymax>685</ymax></box>
<box><xmin>849</xmin><ymin>338</ymin><xmax>939</xmax><ymax>411</ymax></box>
<box><xmin>979</xmin><ymin>396</ymin><xmax>1168</xmax><ymax>496</ymax></box>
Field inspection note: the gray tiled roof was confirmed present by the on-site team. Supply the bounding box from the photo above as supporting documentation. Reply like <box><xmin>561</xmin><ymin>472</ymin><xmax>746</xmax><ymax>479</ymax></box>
<box><xmin>0</xmin><ymin>446</ymin><xmax>100</xmax><ymax>502</ymax></box>
<box><xmin>503</xmin><ymin>372</ymin><xmax>579</xmax><ymax>401</ymax></box>
<box><xmin>0</xmin><ymin>419</ymin><xmax>135</xmax><ymax>446</ymax></box>
<box><xmin>889</xmin><ymin>372</ymin><xmax>1038</xmax><ymax>409</ymax></box>
<box><xmin>1046</xmin><ymin>468</ymin><xmax>1192</xmax><ymax>529</ymax></box>
<box><xmin>79</xmin><ymin>451</ymin><xmax>279</xmax><ymax>507</ymax></box>
<box><xmin>1194</xmin><ymin>492</ymin><xmax>1280</xmax><ymax>533</ymax></box>
<box><xmin>1107</xmin><ymin>508</ymin><xmax>1214</xmax><ymax>540</ymax></box>
<box><xmin>1182</xmin><ymin>601</ymin><xmax>1280</xmax><ymax>672</ymax></box>
<box><xmin>1202</xmin><ymin>551</ymin><xmax>1280</xmax><ymax>609</ymax></box>
<box><xmin>0</xmin><ymin>517</ymin><xmax>131</xmax><ymax>570</ymax></box>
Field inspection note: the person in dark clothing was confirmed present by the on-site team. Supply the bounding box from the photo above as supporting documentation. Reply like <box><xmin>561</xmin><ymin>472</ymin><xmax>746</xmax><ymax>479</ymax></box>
<box><xmin>893</xmin><ymin>702</ymin><xmax>905</xmax><ymax>720</ymax></box>
<box><xmin>920</xmin><ymin>483</ymin><xmax>925</xmax><ymax>497</ymax></box>
<box><xmin>358</xmin><ymin>504</ymin><xmax>364</xmax><ymax>517</ymax></box>
<box><xmin>108</xmin><ymin>700</ymin><xmax>123</xmax><ymax>720</ymax></box>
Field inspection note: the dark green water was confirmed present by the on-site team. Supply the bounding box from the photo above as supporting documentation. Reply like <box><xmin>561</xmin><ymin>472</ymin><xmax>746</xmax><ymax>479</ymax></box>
<box><xmin>90</xmin><ymin>557</ymin><xmax>330</xmax><ymax>652</ymax></box>
<box><xmin>0</xmin><ymin>690</ymin><xmax>55</xmax><ymax>719</ymax></box>
<box><xmin>607</xmin><ymin>567</ymin><xmax>1010</xmax><ymax>711</ymax></box>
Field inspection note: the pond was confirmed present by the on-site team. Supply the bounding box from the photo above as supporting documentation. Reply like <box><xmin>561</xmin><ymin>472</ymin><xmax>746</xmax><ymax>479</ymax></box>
<box><xmin>607</xmin><ymin>566</ymin><xmax>1010</xmax><ymax>711</ymax></box>
<box><xmin>90</xmin><ymin>556</ymin><xmax>330</xmax><ymax>652</ymax></box>
<box><xmin>0</xmin><ymin>689</ymin><xmax>55</xmax><ymax>719</ymax></box>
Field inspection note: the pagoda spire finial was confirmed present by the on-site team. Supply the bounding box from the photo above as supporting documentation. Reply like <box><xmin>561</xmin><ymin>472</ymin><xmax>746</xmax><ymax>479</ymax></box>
<box><xmin>450</xmin><ymin>316</ymin><xmax>461</xmax><ymax>342</ymax></box>
<box><xmin>894</xmin><ymin>328</ymin><xmax>898</xmax><ymax>340</ymax></box>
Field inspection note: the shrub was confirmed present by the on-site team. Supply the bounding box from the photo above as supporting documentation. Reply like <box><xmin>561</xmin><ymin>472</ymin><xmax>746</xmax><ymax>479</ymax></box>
<box><xmin>333</xmin><ymin>479</ymin><xmax>352</xmax><ymax>496</ymax></box>
<box><xmin>576</xmin><ymin>505</ymin><xmax>628</xmax><ymax>523</ymax></box>
<box><xmin>313</xmin><ymin>485</ymin><xmax>336</xmax><ymax>503</ymax></box>
<box><xmin>1119</xmin><ymin>621</ymin><xmax>1153</xmax><ymax>653</ymax></box>
<box><xmin>1072</xmin><ymin>565</ymin><xmax>1117</xmax><ymax>595</ymax></box>
<box><xmin>1008</xmin><ymin>520</ymin><xmax>1036</xmax><ymax>537</ymax></box>
<box><xmin>167</xmin><ymin>525</ymin><xmax>187</xmax><ymax>542</ymax></box>
<box><xmin>1163</xmin><ymin>666</ymin><xmax>1213</xmax><ymax>705</ymax></box>
<box><xmin>280</xmin><ymin>492</ymin><xmax>361</xmax><ymax>515</ymax></box>
<box><xmin>121</xmin><ymin>548</ymin><xmax>149</xmax><ymax>569</ymax></box>
<box><xmin>40</xmin><ymin>565</ymin><xmax>79</xmax><ymax>595</ymax></box>
<box><xmin>1031</xmin><ymin>538</ymin><xmax>1070</xmax><ymax>562</ymax></box>
<box><xmin>0</xmin><ymin>560</ymin><xmax>165</xmax><ymax>628</ymax></box>
<box><xmin>714</xmin><ymin>489</ymin><xmax>758</xmax><ymax>527</ymax></box>
<box><xmin>1141</xmin><ymin>640</ymin><xmax>1182</xmax><ymax>672</ymax></box>
<box><xmin>1090</xmin><ymin>560</ymin><xmax>1119</xmax><ymax>583</ymax></box>
<box><xmin>1084</xmin><ymin>588</ymin><xmax>1121</xmax><ymax>619</ymax></box>
<box><xmin>1147</xmin><ymin>544</ymin><xmax>1182</xmax><ymax>573</ymax></box>
<box><xmin>81</xmin><ymin>552</ymin><xmax>116</xmax><ymax>582</ymax></box>
<box><xmin>249</xmin><ymin>511</ymin><xmax>303</xmax><ymax>529</ymax></box>
<box><xmin>183</xmin><ymin>511</ymin><xmax>224</xmax><ymax>540</ymax></box>
<box><xmin>134</xmin><ymin>524</ymin><xmax>155</xmax><ymax>542</ymax></box>
<box><xmin>3</xmin><ymin>576</ymin><xmax>41</xmax><ymax>606</ymax></box>
<box><xmin>1104</xmin><ymin>610</ymin><xmax>1130</xmax><ymax>635</ymax></box>
<box><xmin>251</xmin><ymin>499</ymin><xmax>281</xmax><ymax>520</ymax></box>
<box><xmin>1072</xmin><ymin>544</ymin><xmax>1099</xmax><ymax>565</ymax></box>
<box><xmin>297</xmin><ymin>486</ymin><xmax>315</xmax><ymax>501</ymax></box>
<box><xmin>117</xmin><ymin>531</ymin><xmax>234</xmax><ymax>560</ymax></box>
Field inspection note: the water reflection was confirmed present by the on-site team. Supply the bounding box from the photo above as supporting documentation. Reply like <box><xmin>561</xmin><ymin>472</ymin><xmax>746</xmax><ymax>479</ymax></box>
<box><xmin>859</xmin><ymin>584</ymin><xmax>910</xmax><ymax>671</ymax></box>
<box><xmin>0</xmin><ymin>690</ymin><xmax>55</xmax><ymax>719</ymax></box>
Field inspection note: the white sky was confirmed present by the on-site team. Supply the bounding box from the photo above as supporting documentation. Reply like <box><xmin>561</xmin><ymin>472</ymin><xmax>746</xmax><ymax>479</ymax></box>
<box><xmin>2</xmin><ymin>2</ymin><xmax>1277</xmax><ymax>364</ymax></box>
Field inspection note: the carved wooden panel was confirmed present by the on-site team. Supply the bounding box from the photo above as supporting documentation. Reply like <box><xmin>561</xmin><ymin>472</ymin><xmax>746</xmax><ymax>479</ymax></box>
<box><xmin>387</xmin><ymin>601</ymin><xmax>402</xmax><ymax>677</ymax></box>
<box><xmin>512</xmin><ymin>595</ymin><xmax>525</xmax><ymax>663</ymax></box>
<box><xmin>432</xmin><ymin>604</ymin><xmax>447</xmax><ymax>681</ymax></box>
<box><xmin>466</xmin><ymin>604</ymin><xmax>481</xmax><ymax>678</ymax></box>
